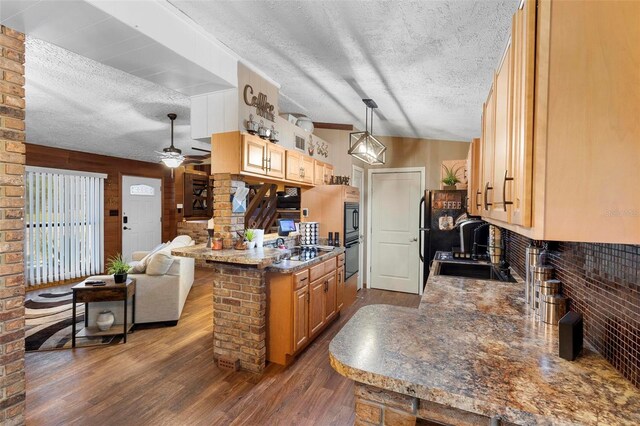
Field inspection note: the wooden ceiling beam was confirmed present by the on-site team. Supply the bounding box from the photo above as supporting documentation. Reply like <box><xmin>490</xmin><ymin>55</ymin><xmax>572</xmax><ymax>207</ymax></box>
<box><xmin>312</xmin><ymin>122</ymin><xmax>354</xmax><ymax>131</ymax></box>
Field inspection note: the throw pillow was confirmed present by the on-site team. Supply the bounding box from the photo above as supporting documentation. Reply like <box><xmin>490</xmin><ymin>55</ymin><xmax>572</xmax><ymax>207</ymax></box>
<box><xmin>130</xmin><ymin>242</ymin><xmax>167</xmax><ymax>274</ymax></box>
<box><xmin>171</xmin><ymin>235</ymin><xmax>192</xmax><ymax>247</ymax></box>
<box><xmin>146</xmin><ymin>252</ymin><xmax>174</xmax><ymax>276</ymax></box>
<box><xmin>128</xmin><ymin>260</ymin><xmax>144</xmax><ymax>274</ymax></box>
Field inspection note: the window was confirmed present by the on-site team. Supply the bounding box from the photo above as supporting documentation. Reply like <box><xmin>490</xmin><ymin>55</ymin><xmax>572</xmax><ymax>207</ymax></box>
<box><xmin>129</xmin><ymin>184</ymin><xmax>155</xmax><ymax>196</ymax></box>
<box><xmin>25</xmin><ymin>167</ymin><xmax>106</xmax><ymax>286</ymax></box>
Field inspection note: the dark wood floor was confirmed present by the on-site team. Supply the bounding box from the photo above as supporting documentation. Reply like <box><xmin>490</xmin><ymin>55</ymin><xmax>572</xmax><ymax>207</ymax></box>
<box><xmin>25</xmin><ymin>268</ymin><xmax>421</xmax><ymax>425</ymax></box>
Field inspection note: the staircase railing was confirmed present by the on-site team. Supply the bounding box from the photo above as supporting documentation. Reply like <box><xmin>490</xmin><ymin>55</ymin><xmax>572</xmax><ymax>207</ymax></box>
<box><xmin>245</xmin><ymin>184</ymin><xmax>279</xmax><ymax>231</ymax></box>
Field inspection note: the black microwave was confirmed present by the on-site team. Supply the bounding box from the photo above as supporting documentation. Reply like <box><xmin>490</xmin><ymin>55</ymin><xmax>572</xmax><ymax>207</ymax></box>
<box><xmin>344</xmin><ymin>202</ymin><xmax>359</xmax><ymax>244</ymax></box>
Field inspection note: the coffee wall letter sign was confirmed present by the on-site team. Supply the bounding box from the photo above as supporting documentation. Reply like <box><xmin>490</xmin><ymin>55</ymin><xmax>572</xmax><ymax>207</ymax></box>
<box><xmin>243</xmin><ymin>84</ymin><xmax>275</xmax><ymax>122</ymax></box>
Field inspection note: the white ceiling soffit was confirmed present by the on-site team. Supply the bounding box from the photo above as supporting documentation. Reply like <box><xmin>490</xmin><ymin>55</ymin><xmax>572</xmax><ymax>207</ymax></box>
<box><xmin>0</xmin><ymin>0</ymin><xmax>238</xmax><ymax>95</ymax></box>
<box><xmin>169</xmin><ymin>0</ymin><xmax>518</xmax><ymax>141</ymax></box>
<box><xmin>25</xmin><ymin>37</ymin><xmax>210</xmax><ymax>163</ymax></box>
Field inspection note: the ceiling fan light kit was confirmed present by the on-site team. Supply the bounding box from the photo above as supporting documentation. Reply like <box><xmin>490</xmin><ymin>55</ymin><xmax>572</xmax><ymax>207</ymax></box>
<box><xmin>159</xmin><ymin>113</ymin><xmax>185</xmax><ymax>169</ymax></box>
<box><xmin>348</xmin><ymin>98</ymin><xmax>386</xmax><ymax>165</ymax></box>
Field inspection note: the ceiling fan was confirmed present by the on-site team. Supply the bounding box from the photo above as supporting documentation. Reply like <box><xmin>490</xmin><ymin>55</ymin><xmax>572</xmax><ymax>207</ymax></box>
<box><xmin>183</xmin><ymin>147</ymin><xmax>211</xmax><ymax>165</ymax></box>
<box><xmin>157</xmin><ymin>113</ymin><xmax>185</xmax><ymax>169</ymax></box>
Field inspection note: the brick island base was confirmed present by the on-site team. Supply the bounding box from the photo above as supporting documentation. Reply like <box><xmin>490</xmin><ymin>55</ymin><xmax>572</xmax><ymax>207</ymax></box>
<box><xmin>212</xmin><ymin>264</ymin><xmax>267</xmax><ymax>373</ymax></box>
<box><xmin>354</xmin><ymin>384</ymin><xmax>514</xmax><ymax>426</ymax></box>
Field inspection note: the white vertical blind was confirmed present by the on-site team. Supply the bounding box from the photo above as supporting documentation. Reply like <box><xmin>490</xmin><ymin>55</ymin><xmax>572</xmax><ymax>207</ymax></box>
<box><xmin>24</xmin><ymin>167</ymin><xmax>107</xmax><ymax>286</ymax></box>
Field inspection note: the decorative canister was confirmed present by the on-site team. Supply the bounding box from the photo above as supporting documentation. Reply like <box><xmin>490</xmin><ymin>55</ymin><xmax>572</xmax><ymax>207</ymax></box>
<box><xmin>533</xmin><ymin>265</ymin><xmax>555</xmax><ymax>317</ymax></box>
<box><xmin>212</xmin><ymin>238</ymin><xmax>223</xmax><ymax>250</ymax></box>
<box><xmin>525</xmin><ymin>245</ymin><xmax>541</xmax><ymax>306</ymax></box>
<box><xmin>540</xmin><ymin>294</ymin><xmax>568</xmax><ymax>325</ymax></box>
<box><xmin>96</xmin><ymin>310</ymin><xmax>115</xmax><ymax>331</ymax></box>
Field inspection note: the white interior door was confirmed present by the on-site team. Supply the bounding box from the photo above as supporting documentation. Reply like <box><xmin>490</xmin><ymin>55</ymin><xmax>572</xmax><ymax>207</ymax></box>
<box><xmin>352</xmin><ymin>165</ymin><xmax>364</xmax><ymax>290</ymax></box>
<box><xmin>370</xmin><ymin>170</ymin><xmax>423</xmax><ymax>294</ymax></box>
<box><xmin>122</xmin><ymin>176</ymin><xmax>162</xmax><ymax>261</ymax></box>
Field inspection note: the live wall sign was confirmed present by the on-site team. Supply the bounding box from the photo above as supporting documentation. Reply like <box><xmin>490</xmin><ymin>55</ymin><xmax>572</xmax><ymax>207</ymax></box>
<box><xmin>243</xmin><ymin>84</ymin><xmax>275</xmax><ymax>122</ymax></box>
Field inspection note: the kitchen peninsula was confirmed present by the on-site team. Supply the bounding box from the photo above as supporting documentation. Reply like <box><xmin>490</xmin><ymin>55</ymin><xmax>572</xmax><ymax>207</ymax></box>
<box><xmin>330</xmin><ymin>269</ymin><xmax>640</xmax><ymax>425</ymax></box>
<box><xmin>173</xmin><ymin>242</ymin><xmax>345</xmax><ymax>372</ymax></box>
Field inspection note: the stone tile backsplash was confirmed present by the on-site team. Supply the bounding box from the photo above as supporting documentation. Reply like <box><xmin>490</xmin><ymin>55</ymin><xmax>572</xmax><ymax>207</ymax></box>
<box><xmin>503</xmin><ymin>230</ymin><xmax>640</xmax><ymax>388</ymax></box>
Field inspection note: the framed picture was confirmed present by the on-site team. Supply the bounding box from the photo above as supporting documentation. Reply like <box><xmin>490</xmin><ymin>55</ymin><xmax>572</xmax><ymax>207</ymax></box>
<box><xmin>295</xmin><ymin>134</ymin><xmax>306</xmax><ymax>151</ymax></box>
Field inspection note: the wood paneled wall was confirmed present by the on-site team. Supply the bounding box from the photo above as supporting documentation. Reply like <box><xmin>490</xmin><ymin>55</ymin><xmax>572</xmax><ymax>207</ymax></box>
<box><xmin>25</xmin><ymin>144</ymin><xmax>177</xmax><ymax>267</ymax></box>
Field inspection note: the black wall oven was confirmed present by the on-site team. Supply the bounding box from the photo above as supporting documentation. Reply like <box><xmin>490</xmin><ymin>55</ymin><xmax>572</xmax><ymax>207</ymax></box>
<box><xmin>344</xmin><ymin>202</ymin><xmax>360</xmax><ymax>280</ymax></box>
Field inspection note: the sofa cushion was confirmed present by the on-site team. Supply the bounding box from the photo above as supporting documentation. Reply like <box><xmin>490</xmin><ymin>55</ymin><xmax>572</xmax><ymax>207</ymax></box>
<box><xmin>128</xmin><ymin>242</ymin><xmax>167</xmax><ymax>273</ymax></box>
<box><xmin>146</xmin><ymin>251</ymin><xmax>175</xmax><ymax>276</ymax></box>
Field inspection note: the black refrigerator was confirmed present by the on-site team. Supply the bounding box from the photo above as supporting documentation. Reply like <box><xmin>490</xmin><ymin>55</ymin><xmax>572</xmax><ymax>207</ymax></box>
<box><xmin>419</xmin><ymin>190</ymin><xmax>468</xmax><ymax>281</ymax></box>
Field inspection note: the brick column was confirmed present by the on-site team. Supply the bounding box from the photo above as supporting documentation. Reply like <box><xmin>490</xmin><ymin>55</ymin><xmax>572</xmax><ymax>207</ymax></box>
<box><xmin>212</xmin><ymin>264</ymin><xmax>267</xmax><ymax>373</ymax></box>
<box><xmin>212</xmin><ymin>173</ymin><xmax>245</xmax><ymax>249</ymax></box>
<box><xmin>0</xmin><ymin>25</ymin><xmax>26</xmax><ymax>425</ymax></box>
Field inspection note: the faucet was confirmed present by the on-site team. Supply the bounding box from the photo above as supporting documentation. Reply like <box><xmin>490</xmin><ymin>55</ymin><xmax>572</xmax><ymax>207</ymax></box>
<box><xmin>471</xmin><ymin>222</ymin><xmax>491</xmax><ymax>260</ymax></box>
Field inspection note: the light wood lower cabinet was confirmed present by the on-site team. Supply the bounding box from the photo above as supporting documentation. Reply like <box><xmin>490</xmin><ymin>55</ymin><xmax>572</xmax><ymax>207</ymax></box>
<box><xmin>267</xmin><ymin>256</ymin><xmax>342</xmax><ymax>366</ymax></box>
<box><xmin>336</xmin><ymin>266</ymin><xmax>344</xmax><ymax>311</ymax></box>
<box><xmin>309</xmin><ymin>276</ymin><xmax>326</xmax><ymax>336</ymax></box>
<box><xmin>293</xmin><ymin>285</ymin><xmax>309</xmax><ymax>352</ymax></box>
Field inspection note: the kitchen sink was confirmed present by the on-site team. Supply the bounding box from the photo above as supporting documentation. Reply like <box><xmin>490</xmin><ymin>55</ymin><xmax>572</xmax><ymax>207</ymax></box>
<box><xmin>433</xmin><ymin>254</ymin><xmax>517</xmax><ymax>283</ymax></box>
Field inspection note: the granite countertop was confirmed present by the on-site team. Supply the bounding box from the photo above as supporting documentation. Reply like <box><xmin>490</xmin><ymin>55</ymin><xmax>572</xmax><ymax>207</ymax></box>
<box><xmin>172</xmin><ymin>244</ymin><xmax>343</xmax><ymax>272</ymax></box>
<box><xmin>329</xmin><ymin>267</ymin><xmax>640</xmax><ymax>425</ymax></box>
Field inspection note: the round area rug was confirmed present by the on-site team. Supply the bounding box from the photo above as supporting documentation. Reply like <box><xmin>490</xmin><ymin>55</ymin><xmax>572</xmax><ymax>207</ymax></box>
<box><xmin>25</xmin><ymin>291</ymin><xmax>122</xmax><ymax>351</ymax></box>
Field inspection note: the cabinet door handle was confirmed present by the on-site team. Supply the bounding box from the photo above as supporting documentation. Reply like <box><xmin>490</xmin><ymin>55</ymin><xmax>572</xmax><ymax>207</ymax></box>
<box><xmin>475</xmin><ymin>190</ymin><xmax>482</xmax><ymax>210</ymax></box>
<box><xmin>306</xmin><ymin>292</ymin><xmax>310</xmax><ymax>303</ymax></box>
<box><xmin>267</xmin><ymin>155</ymin><xmax>272</xmax><ymax>172</ymax></box>
<box><xmin>502</xmin><ymin>170</ymin><xmax>514</xmax><ymax>212</ymax></box>
<box><xmin>484</xmin><ymin>182</ymin><xmax>493</xmax><ymax>210</ymax></box>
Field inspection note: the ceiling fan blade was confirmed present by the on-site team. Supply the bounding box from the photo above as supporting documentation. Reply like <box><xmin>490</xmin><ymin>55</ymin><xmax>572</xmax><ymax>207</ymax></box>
<box><xmin>191</xmin><ymin>147</ymin><xmax>211</xmax><ymax>153</ymax></box>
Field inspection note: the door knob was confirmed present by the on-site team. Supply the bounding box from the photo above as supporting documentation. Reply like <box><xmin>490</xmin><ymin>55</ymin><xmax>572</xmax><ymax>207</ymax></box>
<box><xmin>410</xmin><ymin>237</ymin><xmax>418</xmax><ymax>242</ymax></box>
<box><xmin>123</xmin><ymin>226</ymin><xmax>132</xmax><ymax>230</ymax></box>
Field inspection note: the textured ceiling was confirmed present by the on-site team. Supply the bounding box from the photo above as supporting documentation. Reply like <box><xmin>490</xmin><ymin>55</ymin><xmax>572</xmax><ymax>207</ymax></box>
<box><xmin>170</xmin><ymin>0</ymin><xmax>517</xmax><ymax>141</ymax></box>
<box><xmin>25</xmin><ymin>37</ymin><xmax>209</xmax><ymax>163</ymax></box>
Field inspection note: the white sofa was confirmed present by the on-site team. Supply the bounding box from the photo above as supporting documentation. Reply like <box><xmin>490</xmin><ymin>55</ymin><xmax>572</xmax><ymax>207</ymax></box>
<box><xmin>86</xmin><ymin>236</ymin><xmax>195</xmax><ymax>327</ymax></box>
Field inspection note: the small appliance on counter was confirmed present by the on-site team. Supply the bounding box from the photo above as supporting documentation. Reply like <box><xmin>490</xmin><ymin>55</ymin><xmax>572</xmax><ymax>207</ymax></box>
<box><xmin>419</xmin><ymin>190</ymin><xmax>468</xmax><ymax>281</ymax></box>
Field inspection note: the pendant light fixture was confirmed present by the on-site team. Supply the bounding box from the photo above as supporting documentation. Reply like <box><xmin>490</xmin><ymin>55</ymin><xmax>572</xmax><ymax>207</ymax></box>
<box><xmin>348</xmin><ymin>98</ymin><xmax>386</xmax><ymax>165</ymax></box>
<box><xmin>159</xmin><ymin>113</ymin><xmax>184</xmax><ymax>169</ymax></box>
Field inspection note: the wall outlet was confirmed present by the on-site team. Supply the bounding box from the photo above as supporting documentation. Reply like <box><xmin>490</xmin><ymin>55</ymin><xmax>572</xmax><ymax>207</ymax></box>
<box><xmin>302</xmin><ymin>208</ymin><xmax>309</xmax><ymax>217</ymax></box>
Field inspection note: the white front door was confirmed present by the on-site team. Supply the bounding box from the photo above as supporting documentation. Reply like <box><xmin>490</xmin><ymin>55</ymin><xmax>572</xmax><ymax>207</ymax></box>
<box><xmin>352</xmin><ymin>165</ymin><xmax>364</xmax><ymax>290</ymax></box>
<box><xmin>122</xmin><ymin>176</ymin><xmax>162</xmax><ymax>261</ymax></box>
<box><xmin>370</xmin><ymin>170</ymin><xmax>423</xmax><ymax>294</ymax></box>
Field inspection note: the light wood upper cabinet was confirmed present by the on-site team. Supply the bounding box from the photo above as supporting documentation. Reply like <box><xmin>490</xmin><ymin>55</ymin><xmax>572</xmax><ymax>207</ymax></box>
<box><xmin>481</xmin><ymin>84</ymin><xmax>496</xmax><ymax>215</ymax></box>
<box><xmin>212</xmin><ymin>131</ymin><xmax>336</xmax><ymax>188</ymax></box>
<box><xmin>474</xmin><ymin>0</ymin><xmax>640</xmax><ymax>244</ymax></box>
<box><xmin>489</xmin><ymin>38</ymin><xmax>512</xmax><ymax>223</ymax></box>
<box><xmin>286</xmin><ymin>151</ymin><xmax>315</xmax><ymax>184</ymax></box>
<box><xmin>243</xmin><ymin>136</ymin><xmax>267</xmax><ymax>175</ymax></box>
<box><xmin>467</xmin><ymin>138</ymin><xmax>482</xmax><ymax>216</ymax></box>
<box><xmin>314</xmin><ymin>160</ymin><xmax>335</xmax><ymax>185</ymax></box>
<box><xmin>265</xmin><ymin>143</ymin><xmax>286</xmax><ymax>179</ymax></box>
<box><xmin>301</xmin><ymin>156</ymin><xmax>314</xmax><ymax>185</ymax></box>
<box><xmin>286</xmin><ymin>151</ymin><xmax>303</xmax><ymax>182</ymax></box>
<box><xmin>509</xmin><ymin>0</ymin><xmax>535</xmax><ymax>227</ymax></box>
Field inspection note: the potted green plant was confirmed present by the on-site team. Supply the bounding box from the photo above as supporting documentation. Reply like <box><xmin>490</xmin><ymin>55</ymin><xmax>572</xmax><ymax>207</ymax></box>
<box><xmin>107</xmin><ymin>253</ymin><xmax>129</xmax><ymax>283</ymax></box>
<box><xmin>441</xmin><ymin>164</ymin><xmax>462</xmax><ymax>190</ymax></box>
<box><xmin>245</xmin><ymin>228</ymin><xmax>256</xmax><ymax>249</ymax></box>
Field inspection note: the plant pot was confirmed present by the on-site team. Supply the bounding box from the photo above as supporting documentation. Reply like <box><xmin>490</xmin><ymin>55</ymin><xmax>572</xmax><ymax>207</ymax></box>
<box><xmin>247</xmin><ymin>241</ymin><xmax>257</xmax><ymax>249</ymax></box>
<box><xmin>443</xmin><ymin>185</ymin><xmax>457</xmax><ymax>190</ymax></box>
<box><xmin>113</xmin><ymin>273</ymin><xmax>127</xmax><ymax>284</ymax></box>
<box><xmin>96</xmin><ymin>310</ymin><xmax>115</xmax><ymax>331</ymax></box>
